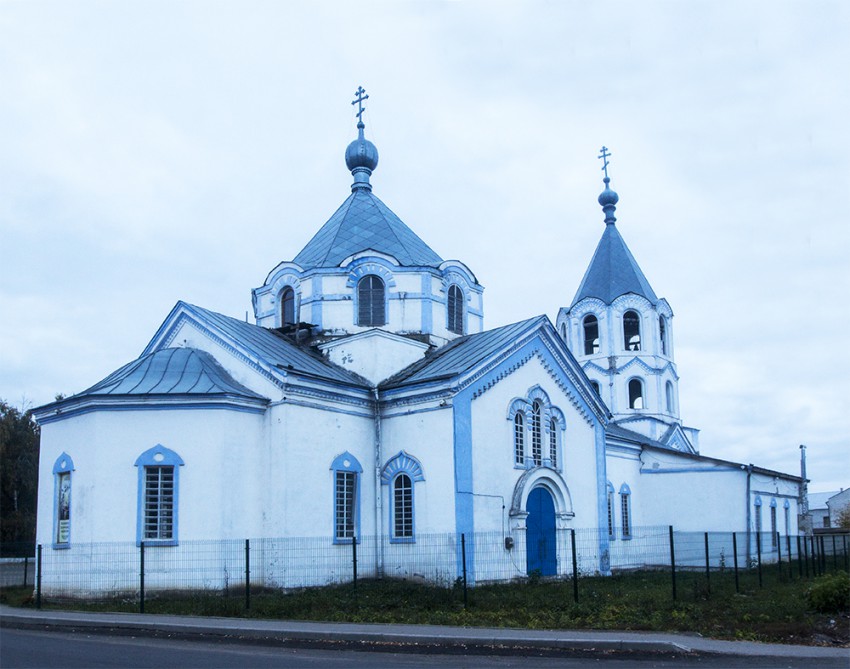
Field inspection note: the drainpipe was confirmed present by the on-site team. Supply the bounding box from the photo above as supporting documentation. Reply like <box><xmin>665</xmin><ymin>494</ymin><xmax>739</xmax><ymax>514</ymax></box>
<box><xmin>373</xmin><ymin>387</ymin><xmax>384</xmax><ymax>577</ymax></box>
<box><xmin>745</xmin><ymin>463</ymin><xmax>754</xmax><ymax>565</ymax></box>
<box><xmin>799</xmin><ymin>444</ymin><xmax>809</xmax><ymax>535</ymax></box>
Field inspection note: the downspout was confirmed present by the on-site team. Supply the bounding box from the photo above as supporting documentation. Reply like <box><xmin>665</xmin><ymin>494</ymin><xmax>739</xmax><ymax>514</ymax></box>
<box><xmin>799</xmin><ymin>444</ymin><xmax>809</xmax><ymax>535</ymax></box>
<box><xmin>745</xmin><ymin>463</ymin><xmax>753</xmax><ymax>566</ymax></box>
<box><xmin>373</xmin><ymin>387</ymin><xmax>384</xmax><ymax>577</ymax></box>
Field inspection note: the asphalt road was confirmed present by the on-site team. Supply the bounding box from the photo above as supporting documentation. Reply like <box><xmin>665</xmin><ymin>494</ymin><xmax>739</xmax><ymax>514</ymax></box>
<box><xmin>2</xmin><ymin>628</ymin><xmax>849</xmax><ymax>669</ymax></box>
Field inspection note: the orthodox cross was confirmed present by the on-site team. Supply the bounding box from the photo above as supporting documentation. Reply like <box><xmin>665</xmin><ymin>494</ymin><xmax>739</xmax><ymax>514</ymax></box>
<box><xmin>352</xmin><ymin>86</ymin><xmax>369</xmax><ymax>122</ymax></box>
<box><xmin>598</xmin><ymin>146</ymin><xmax>612</xmax><ymax>179</ymax></box>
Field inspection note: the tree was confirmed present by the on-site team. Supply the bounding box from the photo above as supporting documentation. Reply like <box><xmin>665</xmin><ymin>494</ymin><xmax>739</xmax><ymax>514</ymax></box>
<box><xmin>836</xmin><ymin>505</ymin><xmax>850</xmax><ymax>530</ymax></box>
<box><xmin>0</xmin><ymin>400</ymin><xmax>40</xmax><ymax>550</ymax></box>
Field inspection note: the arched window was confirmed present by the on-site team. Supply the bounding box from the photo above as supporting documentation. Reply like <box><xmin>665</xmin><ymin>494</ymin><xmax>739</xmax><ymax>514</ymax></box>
<box><xmin>392</xmin><ymin>474</ymin><xmax>413</xmax><ymax>540</ymax></box>
<box><xmin>447</xmin><ymin>284</ymin><xmax>464</xmax><ymax>334</ymax></box>
<box><xmin>135</xmin><ymin>445</ymin><xmax>184</xmax><ymax>546</ymax></box>
<box><xmin>583</xmin><ymin>315</ymin><xmax>600</xmax><ymax>355</ymax></box>
<box><xmin>623</xmin><ymin>310</ymin><xmax>641</xmax><ymax>351</ymax></box>
<box><xmin>530</xmin><ymin>401</ymin><xmax>542</xmax><ymax>466</ymax></box>
<box><xmin>381</xmin><ymin>451</ymin><xmax>424</xmax><ymax>543</ymax></box>
<box><xmin>331</xmin><ymin>452</ymin><xmax>362</xmax><ymax>543</ymax></box>
<box><xmin>560</xmin><ymin>322</ymin><xmax>567</xmax><ymax>341</ymax></box>
<box><xmin>770</xmin><ymin>499</ymin><xmax>778</xmax><ymax>547</ymax></box>
<box><xmin>620</xmin><ymin>484</ymin><xmax>632</xmax><ymax>539</ymax></box>
<box><xmin>591</xmin><ymin>380</ymin><xmax>601</xmax><ymax>395</ymax></box>
<box><xmin>357</xmin><ymin>275</ymin><xmax>386</xmax><ymax>326</ymax></box>
<box><xmin>659</xmin><ymin>315</ymin><xmax>668</xmax><ymax>356</ymax></box>
<box><xmin>549</xmin><ymin>418</ymin><xmax>558</xmax><ymax>468</ymax></box>
<box><xmin>514</xmin><ymin>413</ymin><xmax>525</xmax><ymax>465</ymax></box>
<box><xmin>607</xmin><ymin>482</ymin><xmax>616</xmax><ymax>539</ymax></box>
<box><xmin>784</xmin><ymin>500</ymin><xmax>791</xmax><ymax>536</ymax></box>
<box><xmin>628</xmin><ymin>378</ymin><xmax>644</xmax><ymax>409</ymax></box>
<box><xmin>280</xmin><ymin>287</ymin><xmax>296</xmax><ymax>326</ymax></box>
<box><xmin>754</xmin><ymin>495</ymin><xmax>762</xmax><ymax>536</ymax></box>
<box><xmin>665</xmin><ymin>381</ymin><xmax>674</xmax><ymax>413</ymax></box>
<box><xmin>53</xmin><ymin>453</ymin><xmax>74</xmax><ymax>548</ymax></box>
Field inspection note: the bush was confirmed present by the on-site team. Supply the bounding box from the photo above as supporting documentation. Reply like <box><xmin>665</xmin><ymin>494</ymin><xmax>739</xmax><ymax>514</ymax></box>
<box><xmin>807</xmin><ymin>572</ymin><xmax>850</xmax><ymax>613</ymax></box>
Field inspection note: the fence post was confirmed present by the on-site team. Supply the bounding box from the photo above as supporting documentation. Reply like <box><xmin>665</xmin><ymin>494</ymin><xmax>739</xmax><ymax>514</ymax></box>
<box><xmin>461</xmin><ymin>533</ymin><xmax>468</xmax><ymax>609</ymax></box>
<box><xmin>570</xmin><ymin>528</ymin><xmax>578</xmax><ymax>604</ymax></box>
<box><xmin>810</xmin><ymin>535</ymin><xmax>818</xmax><ymax>576</ymax></box>
<box><xmin>756</xmin><ymin>532</ymin><xmax>763</xmax><ymax>588</ymax></box>
<box><xmin>36</xmin><ymin>544</ymin><xmax>42</xmax><ymax>609</ymax></box>
<box><xmin>23</xmin><ymin>555</ymin><xmax>28</xmax><ymax>588</ymax></box>
<box><xmin>844</xmin><ymin>535</ymin><xmax>848</xmax><ymax>572</ymax></box>
<box><xmin>704</xmin><ymin>532</ymin><xmax>710</xmax><ymax>596</ymax></box>
<box><xmin>820</xmin><ymin>536</ymin><xmax>827</xmax><ymax>574</ymax></box>
<box><xmin>668</xmin><ymin>525</ymin><xmax>677</xmax><ymax>601</ymax></box>
<box><xmin>776</xmin><ymin>532</ymin><xmax>782</xmax><ymax>582</ymax></box>
<box><xmin>786</xmin><ymin>535</ymin><xmax>793</xmax><ymax>580</ymax></box>
<box><xmin>352</xmin><ymin>535</ymin><xmax>358</xmax><ymax>592</ymax></box>
<box><xmin>732</xmin><ymin>532</ymin><xmax>740</xmax><ymax>593</ymax></box>
<box><xmin>245</xmin><ymin>539</ymin><xmax>250</xmax><ymax>611</ymax></box>
<box><xmin>139</xmin><ymin>541</ymin><xmax>145</xmax><ymax>614</ymax></box>
<box><xmin>832</xmin><ymin>535</ymin><xmax>837</xmax><ymax>573</ymax></box>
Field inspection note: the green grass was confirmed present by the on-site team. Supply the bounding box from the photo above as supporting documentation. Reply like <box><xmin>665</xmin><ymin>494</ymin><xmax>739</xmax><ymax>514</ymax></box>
<box><xmin>3</xmin><ymin>567</ymin><xmax>848</xmax><ymax>646</ymax></box>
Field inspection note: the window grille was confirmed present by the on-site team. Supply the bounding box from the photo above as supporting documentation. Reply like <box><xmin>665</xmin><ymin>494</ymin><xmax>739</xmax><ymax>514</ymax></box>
<box><xmin>447</xmin><ymin>285</ymin><xmax>464</xmax><ymax>334</ymax></box>
<box><xmin>514</xmin><ymin>413</ymin><xmax>525</xmax><ymax>465</ymax></box>
<box><xmin>531</xmin><ymin>402</ymin><xmax>542</xmax><ymax>466</ymax></box>
<box><xmin>607</xmin><ymin>485</ymin><xmax>615</xmax><ymax>538</ymax></box>
<box><xmin>621</xmin><ymin>492</ymin><xmax>631</xmax><ymax>538</ymax></box>
<box><xmin>393</xmin><ymin>474</ymin><xmax>413</xmax><ymax>539</ymax></box>
<box><xmin>357</xmin><ymin>275</ymin><xmax>386</xmax><ymax>326</ymax></box>
<box><xmin>549</xmin><ymin>418</ymin><xmax>558</xmax><ymax>468</ymax></box>
<box><xmin>143</xmin><ymin>466</ymin><xmax>174</xmax><ymax>541</ymax></box>
<box><xmin>335</xmin><ymin>471</ymin><xmax>357</xmax><ymax>541</ymax></box>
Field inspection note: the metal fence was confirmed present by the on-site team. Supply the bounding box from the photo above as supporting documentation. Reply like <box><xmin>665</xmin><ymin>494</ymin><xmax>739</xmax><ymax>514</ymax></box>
<box><xmin>4</xmin><ymin>527</ymin><xmax>847</xmax><ymax>610</ymax></box>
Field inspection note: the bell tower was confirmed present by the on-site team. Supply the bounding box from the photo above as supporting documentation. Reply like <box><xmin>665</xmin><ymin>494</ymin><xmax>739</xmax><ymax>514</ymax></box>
<box><xmin>557</xmin><ymin>148</ymin><xmax>698</xmax><ymax>451</ymax></box>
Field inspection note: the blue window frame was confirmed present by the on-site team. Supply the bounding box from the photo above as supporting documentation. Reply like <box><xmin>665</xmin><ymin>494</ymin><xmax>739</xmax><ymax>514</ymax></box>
<box><xmin>754</xmin><ymin>495</ymin><xmax>762</xmax><ymax>537</ymax></box>
<box><xmin>447</xmin><ymin>284</ymin><xmax>464</xmax><ymax>334</ymax></box>
<box><xmin>357</xmin><ymin>275</ymin><xmax>386</xmax><ymax>326</ymax></box>
<box><xmin>770</xmin><ymin>499</ymin><xmax>778</xmax><ymax>547</ymax></box>
<box><xmin>513</xmin><ymin>412</ymin><xmax>525</xmax><ymax>466</ymax></box>
<box><xmin>619</xmin><ymin>483</ymin><xmax>632</xmax><ymax>539</ymax></box>
<box><xmin>280</xmin><ymin>286</ymin><xmax>296</xmax><ymax>326</ymax></box>
<box><xmin>135</xmin><ymin>445</ymin><xmax>184</xmax><ymax>546</ymax></box>
<box><xmin>331</xmin><ymin>452</ymin><xmax>362</xmax><ymax>543</ymax></box>
<box><xmin>607</xmin><ymin>482</ymin><xmax>616</xmax><ymax>539</ymax></box>
<box><xmin>381</xmin><ymin>451</ymin><xmax>424</xmax><ymax>543</ymax></box>
<box><xmin>530</xmin><ymin>401</ymin><xmax>542</xmax><ymax>466</ymax></box>
<box><xmin>52</xmin><ymin>453</ymin><xmax>75</xmax><ymax>549</ymax></box>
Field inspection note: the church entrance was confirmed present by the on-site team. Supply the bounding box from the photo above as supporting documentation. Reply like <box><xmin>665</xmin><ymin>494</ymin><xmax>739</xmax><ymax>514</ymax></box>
<box><xmin>526</xmin><ymin>487</ymin><xmax>557</xmax><ymax>576</ymax></box>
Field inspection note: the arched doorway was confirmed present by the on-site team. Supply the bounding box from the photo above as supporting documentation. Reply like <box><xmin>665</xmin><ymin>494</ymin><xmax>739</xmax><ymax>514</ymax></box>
<box><xmin>526</xmin><ymin>487</ymin><xmax>557</xmax><ymax>576</ymax></box>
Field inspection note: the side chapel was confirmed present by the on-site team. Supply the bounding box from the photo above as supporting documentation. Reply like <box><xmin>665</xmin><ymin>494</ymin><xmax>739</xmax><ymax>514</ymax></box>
<box><xmin>34</xmin><ymin>90</ymin><xmax>803</xmax><ymax>589</ymax></box>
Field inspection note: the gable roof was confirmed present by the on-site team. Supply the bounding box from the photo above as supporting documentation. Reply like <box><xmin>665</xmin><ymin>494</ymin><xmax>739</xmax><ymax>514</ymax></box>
<box><xmin>571</xmin><ymin>223</ymin><xmax>658</xmax><ymax>307</ymax></box>
<box><xmin>79</xmin><ymin>347</ymin><xmax>266</xmax><ymax>400</ymax></box>
<box><xmin>144</xmin><ymin>302</ymin><xmax>370</xmax><ymax>388</ymax></box>
<box><xmin>380</xmin><ymin>316</ymin><xmax>547</xmax><ymax>390</ymax></box>
<box><xmin>292</xmin><ymin>189</ymin><xmax>443</xmax><ymax>269</ymax></box>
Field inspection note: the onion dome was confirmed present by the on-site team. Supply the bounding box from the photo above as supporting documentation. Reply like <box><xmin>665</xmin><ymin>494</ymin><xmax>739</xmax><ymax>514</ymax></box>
<box><xmin>598</xmin><ymin>176</ymin><xmax>618</xmax><ymax>225</ymax></box>
<box><xmin>345</xmin><ymin>121</ymin><xmax>379</xmax><ymax>191</ymax></box>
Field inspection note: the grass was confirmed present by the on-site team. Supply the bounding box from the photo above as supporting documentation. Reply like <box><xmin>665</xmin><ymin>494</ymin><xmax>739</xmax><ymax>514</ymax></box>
<box><xmin>3</xmin><ymin>567</ymin><xmax>848</xmax><ymax>646</ymax></box>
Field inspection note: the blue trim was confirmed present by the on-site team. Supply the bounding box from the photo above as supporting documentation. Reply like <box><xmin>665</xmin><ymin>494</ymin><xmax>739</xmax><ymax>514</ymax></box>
<box><xmin>311</xmin><ymin>276</ymin><xmax>322</xmax><ymax>327</ymax></box>
<box><xmin>642</xmin><ymin>466</ymin><xmax>739</xmax><ymax>474</ymax></box>
<box><xmin>596</xmin><ymin>426</ymin><xmax>611</xmax><ymax>573</ymax></box>
<box><xmin>52</xmin><ymin>453</ymin><xmax>74</xmax><ymax>549</ymax></box>
<box><xmin>330</xmin><ymin>452</ymin><xmax>362</xmax><ymax>544</ymax></box>
<box><xmin>421</xmin><ymin>274</ymin><xmax>433</xmax><ymax>333</ymax></box>
<box><xmin>388</xmin><ymin>472</ymin><xmax>416</xmax><ymax>544</ymax></box>
<box><xmin>37</xmin><ymin>399</ymin><xmax>268</xmax><ymax>424</ymax></box>
<box><xmin>380</xmin><ymin>451</ymin><xmax>425</xmax><ymax>483</ymax></box>
<box><xmin>134</xmin><ymin>445</ymin><xmax>184</xmax><ymax>547</ymax></box>
<box><xmin>619</xmin><ymin>483</ymin><xmax>632</xmax><ymax>540</ymax></box>
<box><xmin>452</xmin><ymin>390</ymin><xmax>475</xmax><ymax>582</ymax></box>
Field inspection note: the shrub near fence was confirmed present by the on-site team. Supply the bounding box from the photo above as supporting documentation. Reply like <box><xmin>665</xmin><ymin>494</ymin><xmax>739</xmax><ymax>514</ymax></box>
<box><xmin>15</xmin><ymin>526</ymin><xmax>850</xmax><ymax>611</ymax></box>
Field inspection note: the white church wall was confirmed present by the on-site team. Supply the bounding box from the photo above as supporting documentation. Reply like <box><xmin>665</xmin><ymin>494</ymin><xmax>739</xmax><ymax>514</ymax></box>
<box><xmin>320</xmin><ymin>330</ymin><xmax>428</xmax><ymax>385</ymax></box>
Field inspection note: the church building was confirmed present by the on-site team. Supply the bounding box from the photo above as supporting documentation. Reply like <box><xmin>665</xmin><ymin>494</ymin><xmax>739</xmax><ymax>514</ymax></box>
<box><xmin>33</xmin><ymin>91</ymin><xmax>803</xmax><ymax>593</ymax></box>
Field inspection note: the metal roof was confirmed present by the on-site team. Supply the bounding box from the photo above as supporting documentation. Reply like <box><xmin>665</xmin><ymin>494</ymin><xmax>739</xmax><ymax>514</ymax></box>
<box><xmin>174</xmin><ymin>303</ymin><xmax>370</xmax><ymax>387</ymax></box>
<box><xmin>571</xmin><ymin>223</ymin><xmax>658</xmax><ymax>307</ymax></box>
<box><xmin>78</xmin><ymin>347</ymin><xmax>266</xmax><ymax>400</ymax></box>
<box><xmin>292</xmin><ymin>189</ymin><xmax>443</xmax><ymax>269</ymax></box>
<box><xmin>381</xmin><ymin>316</ymin><xmax>548</xmax><ymax>390</ymax></box>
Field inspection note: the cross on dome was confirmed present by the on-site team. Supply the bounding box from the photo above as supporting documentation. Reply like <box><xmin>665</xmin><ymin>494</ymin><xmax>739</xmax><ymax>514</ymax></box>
<box><xmin>352</xmin><ymin>86</ymin><xmax>369</xmax><ymax>125</ymax></box>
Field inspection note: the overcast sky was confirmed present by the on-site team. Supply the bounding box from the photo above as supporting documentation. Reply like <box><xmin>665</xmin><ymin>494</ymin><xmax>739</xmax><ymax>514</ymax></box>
<box><xmin>1</xmin><ymin>2</ymin><xmax>848</xmax><ymax>493</ymax></box>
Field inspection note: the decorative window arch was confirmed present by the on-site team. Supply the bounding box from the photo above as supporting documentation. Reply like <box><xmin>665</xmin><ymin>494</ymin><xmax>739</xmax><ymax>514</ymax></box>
<box><xmin>607</xmin><ymin>482</ymin><xmax>616</xmax><ymax>539</ymax></box>
<box><xmin>619</xmin><ymin>483</ymin><xmax>632</xmax><ymax>539</ymax></box>
<box><xmin>357</xmin><ymin>275</ymin><xmax>386</xmax><ymax>326</ymax></box>
<box><xmin>583</xmin><ymin>314</ymin><xmax>600</xmax><ymax>355</ymax></box>
<box><xmin>628</xmin><ymin>378</ymin><xmax>644</xmax><ymax>409</ymax></box>
<box><xmin>280</xmin><ymin>286</ymin><xmax>296</xmax><ymax>326</ymax></box>
<box><xmin>331</xmin><ymin>452</ymin><xmax>362</xmax><ymax>543</ymax></box>
<box><xmin>665</xmin><ymin>381</ymin><xmax>674</xmax><ymax>413</ymax></box>
<box><xmin>659</xmin><ymin>315</ymin><xmax>668</xmax><ymax>356</ymax></box>
<box><xmin>135</xmin><ymin>445</ymin><xmax>184</xmax><ymax>546</ymax></box>
<box><xmin>530</xmin><ymin>401</ymin><xmax>543</xmax><ymax>466</ymax></box>
<box><xmin>548</xmin><ymin>407</ymin><xmax>565</xmax><ymax>471</ymax></box>
<box><xmin>754</xmin><ymin>495</ymin><xmax>762</xmax><ymax>536</ymax></box>
<box><xmin>623</xmin><ymin>310</ymin><xmax>641</xmax><ymax>351</ymax></box>
<box><xmin>381</xmin><ymin>452</ymin><xmax>425</xmax><ymax>543</ymax></box>
<box><xmin>53</xmin><ymin>453</ymin><xmax>74</xmax><ymax>548</ymax></box>
<box><xmin>508</xmin><ymin>391</ymin><xmax>564</xmax><ymax>471</ymax></box>
<box><xmin>447</xmin><ymin>284</ymin><xmax>464</xmax><ymax>334</ymax></box>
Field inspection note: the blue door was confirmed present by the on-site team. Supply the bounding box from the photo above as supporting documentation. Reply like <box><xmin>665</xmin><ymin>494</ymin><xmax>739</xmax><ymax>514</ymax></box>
<box><xmin>526</xmin><ymin>487</ymin><xmax>557</xmax><ymax>576</ymax></box>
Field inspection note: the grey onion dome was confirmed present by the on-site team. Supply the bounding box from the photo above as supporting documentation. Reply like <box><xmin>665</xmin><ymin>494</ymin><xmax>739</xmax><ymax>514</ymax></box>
<box><xmin>598</xmin><ymin>176</ymin><xmax>619</xmax><ymax>207</ymax></box>
<box><xmin>345</xmin><ymin>121</ymin><xmax>379</xmax><ymax>172</ymax></box>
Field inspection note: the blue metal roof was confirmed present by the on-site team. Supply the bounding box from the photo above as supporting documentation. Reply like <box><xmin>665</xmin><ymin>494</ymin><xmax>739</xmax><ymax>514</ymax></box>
<box><xmin>571</xmin><ymin>223</ymin><xmax>658</xmax><ymax>307</ymax></box>
<box><xmin>381</xmin><ymin>316</ymin><xmax>548</xmax><ymax>390</ymax></box>
<box><xmin>79</xmin><ymin>347</ymin><xmax>267</xmax><ymax>400</ymax></box>
<box><xmin>163</xmin><ymin>303</ymin><xmax>370</xmax><ymax>387</ymax></box>
<box><xmin>292</xmin><ymin>189</ymin><xmax>444</xmax><ymax>269</ymax></box>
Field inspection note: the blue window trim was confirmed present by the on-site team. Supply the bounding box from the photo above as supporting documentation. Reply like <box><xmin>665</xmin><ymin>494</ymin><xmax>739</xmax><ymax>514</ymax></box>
<box><xmin>446</xmin><ymin>284</ymin><xmax>465</xmax><ymax>335</ymax></box>
<box><xmin>331</xmin><ymin>451</ymin><xmax>362</xmax><ymax>544</ymax></box>
<box><xmin>619</xmin><ymin>483</ymin><xmax>632</xmax><ymax>540</ymax></box>
<box><xmin>134</xmin><ymin>445</ymin><xmax>184</xmax><ymax>547</ymax></box>
<box><xmin>547</xmin><ymin>407</ymin><xmax>565</xmax><ymax>471</ymax></box>
<box><xmin>606</xmin><ymin>482</ymin><xmax>616</xmax><ymax>539</ymax></box>
<box><xmin>52</xmin><ymin>453</ymin><xmax>75</xmax><ymax>549</ymax></box>
<box><xmin>381</xmin><ymin>451</ymin><xmax>424</xmax><ymax>543</ymax></box>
